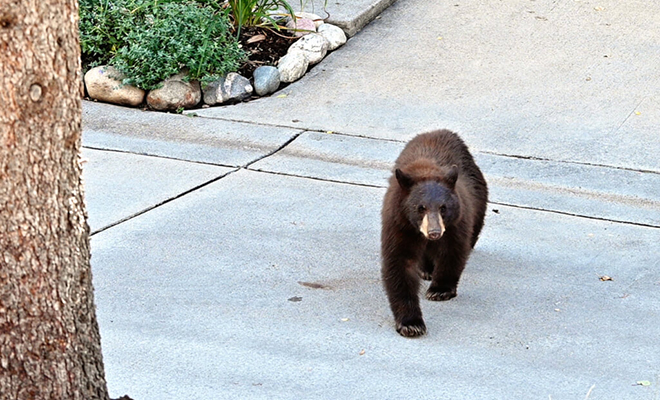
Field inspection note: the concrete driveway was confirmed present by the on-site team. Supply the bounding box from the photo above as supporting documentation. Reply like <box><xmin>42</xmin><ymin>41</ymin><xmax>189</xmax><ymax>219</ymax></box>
<box><xmin>82</xmin><ymin>0</ymin><xmax>660</xmax><ymax>398</ymax></box>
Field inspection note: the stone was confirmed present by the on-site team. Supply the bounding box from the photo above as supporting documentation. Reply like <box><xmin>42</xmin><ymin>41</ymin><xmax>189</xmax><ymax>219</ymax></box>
<box><xmin>277</xmin><ymin>52</ymin><xmax>309</xmax><ymax>83</ymax></box>
<box><xmin>318</xmin><ymin>23</ymin><xmax>347</xmax><ymax>51</ymax></box>
<box><xmin>146</xmin><ymin>72</ymin><xmax>201</xmax><ymax>111</ymax></box>
<box><xmin>286</xmin><ymin>17</ymin><xmax>316</xmax><ymax>37</ymax></box>
<box><xmin>202</xmin><ymin>73</ymin><xmax>253</xmax><ymax>105</ymax></box>
<box><xmin>253</xmin><ymin>66</ymin><xmax>281</xmax><ymax>96</ymax></box>
<box><xmin>84</xmin><ymin>66</ymin><xmax>145</xmax><ymax>107</ymax></box>
<box><xmin>288</xmin><ymin>33</ymin><xmax>329</xmax><ymax>65</ymax></box>
<box><xmin>295</xmin><ymin>12</ymin><xmax>324</xmax><ymax>28</ymax></box>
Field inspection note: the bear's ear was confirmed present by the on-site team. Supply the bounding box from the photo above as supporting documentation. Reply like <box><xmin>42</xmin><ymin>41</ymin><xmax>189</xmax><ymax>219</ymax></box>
<box><xmin>395</xmin><ymin>168</ymin><xmax>414</xmax><ymax>189</ymax></box>
<box><xmin>445</xmin><ymin>165</ymin><xmax>458</xmax><ymax>188</ymax></box>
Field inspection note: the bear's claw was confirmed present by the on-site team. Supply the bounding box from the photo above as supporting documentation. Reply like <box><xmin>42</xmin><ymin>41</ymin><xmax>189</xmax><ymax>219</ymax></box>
<box><xmin>425</xmin><ymin>288</ymin><xmax>457</xmax><ymax>301</ymax></box>
<box><xmin>396</xmin><ymin>318</ymin><xmax>427</xmax><ymax>337</ymax></box>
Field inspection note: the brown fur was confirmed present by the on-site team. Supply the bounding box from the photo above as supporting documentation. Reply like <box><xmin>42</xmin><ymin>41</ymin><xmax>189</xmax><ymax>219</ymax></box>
<box><xmin>381</xmin><ymin>130</ymin><xmax>488</xmax><ymax>337</ymax></box>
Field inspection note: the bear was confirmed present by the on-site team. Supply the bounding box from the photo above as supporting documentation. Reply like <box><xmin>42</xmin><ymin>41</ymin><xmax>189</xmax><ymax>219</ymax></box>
<box><xmin>381</xmin><ymin>130</ymin><xmax>488</xmax><ymax>337</ymax></box>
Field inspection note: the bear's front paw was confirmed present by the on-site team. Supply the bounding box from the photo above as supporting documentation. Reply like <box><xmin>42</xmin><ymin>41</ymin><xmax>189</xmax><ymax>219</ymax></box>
<box><xmin>425</xmin><ymin>287</ymin><xmax>457</xmax><ymax>301</ymax></box>
<box><xmin>396</xmin><ymin>316</ymin><xmax>427</xmax><ymax>338</ymax></box>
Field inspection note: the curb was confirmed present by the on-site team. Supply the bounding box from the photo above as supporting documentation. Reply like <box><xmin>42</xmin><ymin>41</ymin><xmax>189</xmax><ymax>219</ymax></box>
<box><xmin>302</xmin><ymin>0</ymin><xmax>397</xmax><ymax>37</ymax></box>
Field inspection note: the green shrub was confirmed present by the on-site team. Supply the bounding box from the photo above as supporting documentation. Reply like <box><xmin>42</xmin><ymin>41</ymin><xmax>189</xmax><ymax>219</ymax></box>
<box><xmin>79</xmin><ymin>0</ymin><xmax>130</xmax><ymax>68</ymax></box>
<box><xmin>80</xmin><ymin>0</ymin><xmax>246</xmax><ymax>90</ymax></box>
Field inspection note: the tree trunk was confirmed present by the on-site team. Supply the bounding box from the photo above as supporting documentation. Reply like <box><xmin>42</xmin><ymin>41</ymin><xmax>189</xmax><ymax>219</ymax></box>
<box><xmin>0</xmin><ymin>0</ymin><xmax>110</xmax><ymax>399</ymax></box>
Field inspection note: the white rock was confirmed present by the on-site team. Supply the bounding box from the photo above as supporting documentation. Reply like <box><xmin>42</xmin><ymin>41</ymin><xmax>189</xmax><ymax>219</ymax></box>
<box><xmin>146</xmin><ymin>72</ymin><xmax>201</xmax><ymax>111</ymax></box>
<box><xmin>318</xmin><ymin>23</ymin><xmax>347</xmax><ymax>51</ymax></box>
<box><xmin>295</xmin><ymin>12</ymin><xmax>324</xmax><ymax>28</ymax></box>
<box><xmin>277</xmin><ymin>52</ymin><xmax>309</xmax><ymax>83</ymax></box>
<box><xmin>84</xmin><ymin>66</ymin><xmax>145</xmax><ymax>107</ymax></box>
<box><xmin>288</xmin><ymin>33</ymin><xmax>329</xmax><ymax>65</ymax></box>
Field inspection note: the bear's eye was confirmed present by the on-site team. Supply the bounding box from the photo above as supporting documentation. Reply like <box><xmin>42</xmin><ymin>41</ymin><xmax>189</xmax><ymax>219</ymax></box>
<box><xmin>417</xmin><ymin>205</ymin><xmax>426</xmax><ymax>214</ymax></box>
<box><xmin>440</xmin><ymin>205</ymin><xmax>447</xmax><ymax>215</ymax></box>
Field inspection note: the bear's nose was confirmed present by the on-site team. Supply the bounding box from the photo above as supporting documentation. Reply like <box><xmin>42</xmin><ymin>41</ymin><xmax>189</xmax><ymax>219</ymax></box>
<box><xmin>428</xmin><ymin>230</ymin><xmax>443</xmax><ymax>241</ymax></box>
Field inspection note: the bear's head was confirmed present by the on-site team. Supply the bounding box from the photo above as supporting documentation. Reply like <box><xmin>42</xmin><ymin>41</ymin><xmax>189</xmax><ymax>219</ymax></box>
<box><xmin>395</xmin><ymin>164</ymin><xmax>460</xmax><ymax>241</ymax></box>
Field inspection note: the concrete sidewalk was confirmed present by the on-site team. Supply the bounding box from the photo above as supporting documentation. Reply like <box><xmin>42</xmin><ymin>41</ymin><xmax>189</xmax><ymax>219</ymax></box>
<box><xmin>81</xmin><ymin>0</ymin><xmax>660</xmax><ymax>399</ymax></box>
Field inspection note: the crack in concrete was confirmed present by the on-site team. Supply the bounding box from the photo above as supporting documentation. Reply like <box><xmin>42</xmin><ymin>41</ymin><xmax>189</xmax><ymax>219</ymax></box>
<box><xmin>610</xmin><ymin>96</ymin><xmax>647</xmax><ymax>136</ymax></box>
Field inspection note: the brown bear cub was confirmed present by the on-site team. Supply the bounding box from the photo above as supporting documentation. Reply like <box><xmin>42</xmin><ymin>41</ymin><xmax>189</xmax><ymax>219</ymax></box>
<box><xmin>381</xmin><ymin>130</ymin><xmax>488</xmax><ymax>337</ymax></box>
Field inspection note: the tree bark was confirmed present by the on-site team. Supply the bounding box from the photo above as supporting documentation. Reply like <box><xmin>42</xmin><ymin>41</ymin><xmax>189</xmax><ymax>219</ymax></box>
<box><xmin>0</xmin><ymin>0</ymin><xmax>110</xmax><ymax>399</ymax></box>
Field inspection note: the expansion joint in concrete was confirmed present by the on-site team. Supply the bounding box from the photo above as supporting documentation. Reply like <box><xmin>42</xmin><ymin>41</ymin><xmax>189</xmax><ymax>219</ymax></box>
<box><xmin>193</xmin><ymin>114</ymin><xmax>407</xmax><ymax>144</ymax></box>
<box><xmin>88</xmin><ymin>131</ymin><xmax>306</xmax><ymax>235</ymax></box>
<box><xmin>90</xmin><ymin>168</ymin><xmax>239</xmax><ymax>236</ymax></box>
<box><xmin>479</xmin><ymin>150</ymin><xmax>660</xmax><ymax>175</ymax></box>
<box><xmin>246</xmin><ymin>168</ymin><xmax>386</xmax><ymax>189</ymax></box>
<box><xmin>489</xmin><ymin>201</ymin><xmax>660</xmax><ymax>230</ymax></box>
<box><xmin>82</xmin><ymin>145</ymin><xmax>238</xmax><ymax>169</ymax></box>
<box><xmin>238</xmin><ymin>169</ymin><xmax>660</xmax><ymax>229</ymax></box>
<box><xmin>242</xmin><ymin>131</ymin><xmax>305</xmax><ymax>168</ymax></box>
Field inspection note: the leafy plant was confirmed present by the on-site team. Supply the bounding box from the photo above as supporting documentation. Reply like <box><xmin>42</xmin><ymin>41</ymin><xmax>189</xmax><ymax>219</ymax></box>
<box><xmin>79</xmin><ymin>0</ymin><xmax>133</xmax><ymax>68</ymax></box>
<box><xmin>225</xmin><ymin>0</ymin><xmax>296</xmax><ymax>36</ymax></box>
<box><xmin>80</xmin><ymin>0</ymin><xmax>246</xmax><ymax>90</ymax></box>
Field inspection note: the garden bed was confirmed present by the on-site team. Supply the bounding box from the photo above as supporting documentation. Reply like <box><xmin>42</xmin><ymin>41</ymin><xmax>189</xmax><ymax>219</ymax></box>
<box><xmin>80</xmin><ymin>0</ymin><xmax>346</xmax><ymax>111</ymax></box>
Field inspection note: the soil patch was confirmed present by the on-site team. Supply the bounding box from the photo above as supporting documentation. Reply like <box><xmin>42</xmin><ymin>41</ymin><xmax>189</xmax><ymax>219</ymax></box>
<box><xmin>237</xmin><ymin>26</ymin><xmax>297</xmax><ymax>77</ymax></box>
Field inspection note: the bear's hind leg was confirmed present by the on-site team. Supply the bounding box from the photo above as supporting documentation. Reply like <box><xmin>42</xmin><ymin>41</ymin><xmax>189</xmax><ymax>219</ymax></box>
<box><xmin>470</xmin><ymin>176</ymin><xmax>489</xmax><ymax>248</ymax></box>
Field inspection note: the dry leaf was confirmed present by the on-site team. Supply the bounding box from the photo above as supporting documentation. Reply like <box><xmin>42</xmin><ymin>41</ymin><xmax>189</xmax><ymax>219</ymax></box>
<box><xmin>599</xmin><ymin>275</ymin><xmax>613</xmax><ymax>281</ymax></box>
<box><xmin>298</xmin><ymin>281</ymin><xmax>331</xmax><ymax>290</ymax></box>
<box><xmin>247</xmin><ymin>34</ymin><xmax>266</xmax><ymax>44</ymax></box>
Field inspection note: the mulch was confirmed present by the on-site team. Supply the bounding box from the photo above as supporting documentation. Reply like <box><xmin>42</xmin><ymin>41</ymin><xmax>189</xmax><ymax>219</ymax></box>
<box><xmin>237</xmin><ymin>26</ymin><xmax>298</xmax><ymax>78</ymax></box>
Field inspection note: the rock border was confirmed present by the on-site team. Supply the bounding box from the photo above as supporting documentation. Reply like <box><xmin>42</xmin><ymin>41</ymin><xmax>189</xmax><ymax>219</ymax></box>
<box><xmin>83</xmin><ymin>16</ymin><xmax>347</xmax><ymax>112</ymax></box>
